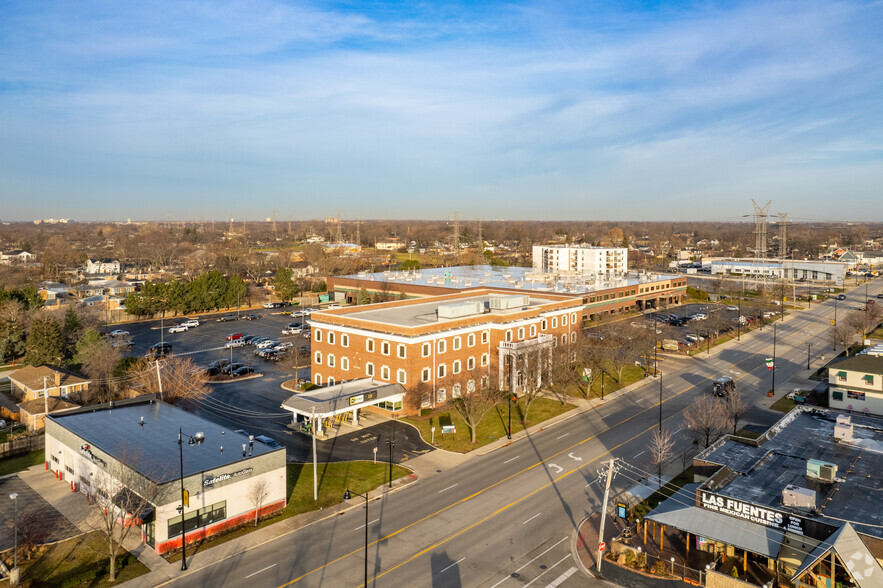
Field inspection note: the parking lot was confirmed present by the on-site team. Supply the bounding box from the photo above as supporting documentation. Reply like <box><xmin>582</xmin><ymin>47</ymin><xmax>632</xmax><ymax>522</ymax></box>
<box><xmin>107</xmin><ymin>308</ymin><xmax>432</xmax><ymax>463</ymax></box>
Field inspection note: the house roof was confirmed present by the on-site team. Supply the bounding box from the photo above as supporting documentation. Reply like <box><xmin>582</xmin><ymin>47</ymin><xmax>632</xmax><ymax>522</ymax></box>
<box><xmin>18</xmin><ymin>396</ymin><xmax>80</xmax><ymax>416</ymax></box>
<box><xmin>8</xmin><ymin>365</ymin><xmax>90</xmax><ymax>390</ymax></box>
<box><xmin>828</xmin><ymin>354</ymin><xmax>883</xmax><ymax>376</ymax></box>
<box><xmin>0</xmin><ymin>394</ymin><xmax>20</xmax><ymax>414</ymax></box>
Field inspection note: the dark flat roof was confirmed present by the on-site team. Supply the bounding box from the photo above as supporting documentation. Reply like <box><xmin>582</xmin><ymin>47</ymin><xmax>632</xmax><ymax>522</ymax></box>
<box><xmin>49</xmin><ymin>399</ymin><xmax>280</xmax><ymax>484</ymax></box>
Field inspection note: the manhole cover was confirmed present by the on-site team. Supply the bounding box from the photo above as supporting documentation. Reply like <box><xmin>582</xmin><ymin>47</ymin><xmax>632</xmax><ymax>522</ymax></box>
<box><xmin>539</xmin><ymin>565</ymin><xmax>547</xmax><ymax>570</ymax></box>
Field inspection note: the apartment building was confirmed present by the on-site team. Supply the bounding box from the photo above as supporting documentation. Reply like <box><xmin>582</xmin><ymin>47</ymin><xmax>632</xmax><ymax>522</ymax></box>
<box><xmin>532</xmin><ymin>245</ymin><xmax>627</xmax><ymax>275</ymax></box>
<box><xmin>308</xmin><ymin>289</ymin><xmax>585</xmax><ymax>412</ymax></box>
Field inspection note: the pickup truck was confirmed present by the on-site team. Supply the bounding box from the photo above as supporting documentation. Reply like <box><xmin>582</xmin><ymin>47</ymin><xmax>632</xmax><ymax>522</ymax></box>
<box><xmin>282</xmin><ymin>326</ymin><xmax>303</xmax><ymax>335</ymax></box>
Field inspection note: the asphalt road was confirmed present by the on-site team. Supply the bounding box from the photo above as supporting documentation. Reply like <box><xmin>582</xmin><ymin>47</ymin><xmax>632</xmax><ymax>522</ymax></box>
<box><xmin>107</xmin><ymin>309</ymin><xmax>433</xmax><ymax>463</ymax></box>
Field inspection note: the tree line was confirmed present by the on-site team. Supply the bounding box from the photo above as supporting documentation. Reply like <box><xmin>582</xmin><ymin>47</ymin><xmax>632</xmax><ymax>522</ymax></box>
<box><xmin>123</xmin><ymin>270</ymin><xmax>248</xmax><ymax>317</ymax></box>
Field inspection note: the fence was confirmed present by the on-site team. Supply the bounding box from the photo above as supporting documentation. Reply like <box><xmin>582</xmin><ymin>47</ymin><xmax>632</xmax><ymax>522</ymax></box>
<box><xmin>0</xmin><ymin>434</ymin><xmax>44</xmax><ymax>459</ymax></box>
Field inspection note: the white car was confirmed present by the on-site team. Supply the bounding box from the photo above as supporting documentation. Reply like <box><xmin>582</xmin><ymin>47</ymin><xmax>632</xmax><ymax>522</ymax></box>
<box><xmin>274</xmin><ymin>342</ymin><xmax>294</xmax><ymax>351</ymax></box>
<box><xmin>181</xmin><ymin>319</ymin><xmax>199</xmax><ymax>328</ymax></box>
<box><xmin>291</xmin><ymin>309</ymin><xmax>312</xmax><ymax>318</ymax></box>
<box><xmin>225</xmin><ymin>339</ymin><xmax>245</xmax><ymax>349</ymax></box>
<box><xmin>692</xmin><ymin>313</ymin><xmax>708</xmax><ymax>320</ymax></box>
<box><xmin>282</xmin><ymin>327</ymin><xmax>302</xmax><ymax>336</ymax></box>
<box><xmin>109</xmin><ymin>329</ymin><xmax>129</xmax><ymax>337</ymax></box>
<box><xmin>327</xmin><ymin>303</ymin><xmax>341</xmax><ymax>309</ymax></box>
<box><xmin>168</xmin><ymin>325</ymin><xmax>189</xmax><ymax>333</ymax></box>
<box><xmin>256</xmin><ymin>339</ymin><xmax>279</xmax><ymax>349</ymax></box>
<box><xmin>725</xmin><ymin>305</ymin><xmax>738</xmax><ymax>311</ymax></box>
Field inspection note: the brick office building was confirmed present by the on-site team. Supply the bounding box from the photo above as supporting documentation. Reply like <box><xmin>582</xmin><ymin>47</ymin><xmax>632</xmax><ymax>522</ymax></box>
<box><xmin>326</xmin><ymin>265</ymin><xmax>686</xmax><ymax>324</ymax></box>
<box><xmin>308</xmin><ymin>289</ymin><xmax>586</xmax><ymax>412</ymax></box>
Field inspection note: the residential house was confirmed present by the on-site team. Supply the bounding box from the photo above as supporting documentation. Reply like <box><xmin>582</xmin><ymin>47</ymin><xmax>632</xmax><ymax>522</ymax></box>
<box><xmin>18</xmin><ymin>396</ymin><xmax>79</xmax><ymax>432</ymax></box>
<box><xmin>8</xmin><ymin>365</ymin><xmax>91</xmax><ymax>403</ymax></box>
<box><xmin>85</xmin><ymin>258</ymin><xmax>121</xmax><ymax>275</ymax></box>
<box><xmin>0</xmin><ymin>250</ymin><xmax>35</xmax><ymax>265</ymax></box>
<box><xmin>38</xmin><ymin>281</ymin><xmax>72</xmax><ymax>304</ymax></box>
<box><xmin>827</xmin><ymin>354</ymin><xmax>883</xmax><ymax>416</ymax></box>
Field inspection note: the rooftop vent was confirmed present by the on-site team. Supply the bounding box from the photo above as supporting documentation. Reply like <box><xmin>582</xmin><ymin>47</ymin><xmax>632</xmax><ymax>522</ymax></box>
<box><xmin>783</xmin><ymin>485</ymin><xmax>816</xmax><ymax>509</ymax></box>
<box><xmin>437</xmin><ymin>301</ymin><xmax>484</xmax><ymax>319</ymax></box>
<box><xmin>834</xmin><ymin>420</ymin><xmax>853</xmax><ymax>443</ymax></box>
<box><xmin>807</xmin><ymin>459</ymin><xmax>837</xmax><ymax>483</ymax></box>
<box><xmin>489</xmin><ymin>294</ymin><xmax>529</xmax><ymax>310</ymax></box>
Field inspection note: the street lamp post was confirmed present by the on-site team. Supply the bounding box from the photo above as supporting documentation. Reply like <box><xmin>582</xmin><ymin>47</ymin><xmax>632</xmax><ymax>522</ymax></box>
<box><xmin>344</xmin><ymin>489</ymin><xmax>369</xmax><ymax>588</ymax></box>
<box><xmin>10</xmin><ymin>492</ymin><xmax>18</xmax><ymax>573</ymax></box>
<box><xmin>737</xmin><ymin>296</ymin><xmax>741</xmax><ymax>341</ymax></box>
<box><xmin>807</xmin><ymin>341</ymin><xmax>812</xmax><ymax>370</ymax></box>
<box><xmin>507</xmin><ymin>394</ymin><xmax>513</xmax><ymax>440</ymax></box>
<box><xmin>771</xmin><ymin>324</ymin><xmax>777</xmax><ymax>396</ymax></box>
<box><xmin>386</xmin><ymin>437</ymin><xmax>395</xmax><ymax>489</ymax></box>
<box><xmin>178</xmin><ymin>429</ymin><xmax>204</xmax><ymax>571</ymax></box>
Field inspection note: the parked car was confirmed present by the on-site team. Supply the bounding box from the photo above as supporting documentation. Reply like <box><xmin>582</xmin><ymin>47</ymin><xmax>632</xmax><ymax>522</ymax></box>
<box><xmin>263</xmin><ymin>302</ymin><xmax>283</xmax><ymax>309</ymax></box>
<box><xmin>685</xmin><ymin>334</ymin><xmax>699</xmax><ymax>343</ymax></box>
<box><xmin>168</xmin><ymin>324</ymin><xmax>189</xmax><ymax>333</ymax></box>
<box><xmin>877</xmin><ymin>293</ymin><xmax>883</xmax><ymax>299</ymax></box>
<box><xmin>327</xmin><ymin>303</ymin><xmax>341</xmax><ymax>309</ymax></box>
<box><xmin>109</xmin><ymin>329</ymin><xmax>130</xmax><ymax>337</ymax></box>
<box><xmin>225</xmin><ymin>339</ymin><xmax>245</xmax><ymax>349</ymax></box>
<box><xmin>241</xmin><ymin>313</ymin><xmax>262</xmax><ymax>320</ymax></box>
<box><xmin>232</xmin><ymin>366</ymin><xmax>256</xmax><ymax>377</ymax></box>
<box><xmin>256</xmin><ymin>339</ymin><xmax>279</xmax><ymax>349</ymax></box>
<box><xmin>713</xmin><ymin>376</ymin><xmax>735</xmax><ymax>397</ymax></box>
<box><xmin>282</xmin><ymin>326</ymin><xmax>302</xmax><ymax>335</ymax></box>
<box><xmin>222</xmin><ymin>362</ymin><xmax>244</xmax><ymax>375</ymax></box>
<box><xmin>207</xmin><ymin>359</ymin><xmax>231</xmax><ymax>370</ymax></box>
<box><xmin>242</xmin><ymin>335</ymin><xmax>258</xmax><ymax>344</ymax></box>
<box><xmin>217</xmin><ymin>314</ymin><xmax>238</xmax><ymax>322</ymax></box>
<box><xmin>274</xmin><ymin>342</ymin><xmax>294</xmax><ymax>351</ymax></box>
<box><xmin>836</xmin><ymin>294</ymin><xmax>846</xmax><ymax>300</ymax></box>
<box><xmin>226</xmin><ymin>332</ymin><xmax>244</xmax><ymax>341</ymax></box>
<box><xmin>180</xmin><ymin>319</ymin><xmax>200</xmax><ymax>328</ymax></box>
<box><xmin>725</xmin><ymin>305</ymin><xmax>738</xmax><ymax>311</ymax></box>
<box><xmin>147</xmin><ymin>342</ymin><xmax>172</xmax><ymax>360</ymax></box>
<box><xmin>254</xmin><ymin>435</ymin><xmax>281</xmax><ymax>448</ymax></box>
<box><xmin>249</xmin><ymin>337</ymin><xmax>269</xmax><ymax>347</ymax></box>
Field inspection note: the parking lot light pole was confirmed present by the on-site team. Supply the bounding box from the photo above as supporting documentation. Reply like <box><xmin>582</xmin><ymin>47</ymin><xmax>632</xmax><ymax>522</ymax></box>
<box><xmin>771</xmin><ymin>324</ymin><xmax>777</xmax><ymax>396</ymax></box>
<box><xmin>10</xmin><ymin>492</ymin><xmax>18</xmax><ymax>573</ymax></box>
<box><xmin>386</xmin><ymin>437</ymin><xmax>395</xmax><ymax>489</ymax></box>
<box><xmin>344</xmin><ymin>489</ymin><xmax>369</xmax><ymax>588</ymax></box>
<box><xmin>807</xmin><ymin>341</ymin><xmax>812</xmax><ymax>370</ymax></box>
<box><xmin>178</xmin><ymin>429</ymin><xmax>204</xmax><ymax>571</ymax></box>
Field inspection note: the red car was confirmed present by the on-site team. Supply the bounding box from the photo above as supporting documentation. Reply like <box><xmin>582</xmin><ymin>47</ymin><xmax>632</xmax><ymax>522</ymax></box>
<box><xmin>226</xmin><ymin>332</ymin><xmax>244</xmax><ymax>341</ymax></box>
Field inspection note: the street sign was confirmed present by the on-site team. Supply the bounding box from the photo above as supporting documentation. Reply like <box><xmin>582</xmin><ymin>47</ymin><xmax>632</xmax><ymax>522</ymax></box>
<box><xmin>616</xmin><ymin>503</ymin><xmax>627</xmax><ymax>519</ymax></box>
<box><xmin>442</xmin><ymin>425</ymin><xmax>456</xmax><ymax>434</ymax></box>
<box><xmin>766</xmin><ymin>358</ymin><xmax>774</xmax><ymax>370</ymax></box>
<box><xmin>598</xmin><ymin>541</ymin><xmax>606</xmax><ymax>552</ymax></box>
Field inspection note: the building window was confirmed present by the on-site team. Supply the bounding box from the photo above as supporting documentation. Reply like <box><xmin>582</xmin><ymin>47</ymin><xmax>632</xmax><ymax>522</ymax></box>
<box><xmin>341</xmin><ymin>334</ymin><xmax>349</xmax><ymax>347</ymax></box>
<box><xmin>366</xmin><ymin>362</ymin><xmax>374</xmax><ymax>377</ymax></box>
<box><xmin>832</xmin><ymin>391</ymin><xmax>844</xmax><ymax>401</ymax></box>
<box><xmin>327</xmin><ymin>354</ymin><xmax>335</xmax><ymax>368</ymax></box>
<box><xmin>561</xmin><ymin>334</ymin><xmax>566</xmax><ymax>345</ymax></box>
<box><xmin>836</xmin><ymin>371</ymin><xmax>847</xmax><ymax>382</ymax></box>
<box><xmin>552</xmin><ymin>317</ymin><xmax>558</xmax><ymax>328</ymax></box>
<box><xmin>438</xmin><ymin>364</ymin><xmax>447</xmax><ymax>378</ymax></box>
<box><xmin>530</xmin><ymin>325</ymin><xmax>536</xmax><ymax>337</ymax></box>
<box><xmin>467</xmin><ymin>333</ymin><xmax>475</xmax><ymax>347</ymax></box>
<box><xmin>481</xmin><ymin>375</ymin><xmax>489</xmax><ymax>388</ymax></box>
<box><xmin>453</xmin><ymin>337</ymin><xmax>461</xmax><ymax>351</ymax></box>
<box><xmin>397</xmin><ymin>369</ymin><xmax>406</xmax><ymax>384</ymax></box>
<box><xmin>481</xmin><ymin>353</ymin><xmax>489</xmax><ymax>367</ymax></box>
<box><xmin>314</xmin><ymin>330</ymin><xmax>322</xmax><ymax>342</ymax></box>
<box><xmin>314</xmin><ymin>351</ymin><xmax>322</xmax><ymax>364</ymax></box>
<box><xmin>328</xmin><ymin>332</ymin><xmax>335</xmax><ymax>345</ymax></box>
<box><xmin>437</xmin><ymin>389</ymin><xmax>446</xmax><ymax>403</ymax></box>
<box><xmin>453</xmin><ymin>360</ymin><xmax>461</xmax><ymax>374</ymax></box>
<box><xmin>506</xmin><ymin>330</ymin><xmax>512</xmax><ymax>342</ymax></box>
<box><xmin>481</xmin><ymin>331</ymin><xmax>489</xmax><ymax>344</ymax></box>
<box><xmin>168</xmin><ymin>501</ymin><xmax>227</xmax><ymax>538</ymax></box>
<box><xmin>381</xmin><ymin>341</ymin><xmax>390</xmax><ymax>355</ymax></box>
<box><xmin>467</xmin><ymin>356</ymin><xmax>475</xmax><ymax>370</ymax></box>
<box><xmin>397</xmin><ymin>344</ymin><xmax>406</xmax><ymax>358</ymax></box>
<box><xmin>422</xmin><ymin>342</ymin><xmax>431</xmax><ymax>357</ymax></box>
<box><xmin>452</xmin><ymin>384</ymin><xmax>462</xmax><ymax>398</ymax></box>
<box><xmin>438</xmin><ymin>340</ymin><xmax>447</xmax><ymax>353</ymax></box>
<box><xmin>848</xmin><ymin>390</ymin><xmax>866</xmax><ymax>401</ymax></box>
<box><xmin>314</xmin><ymin>374</ymin><xmax>322</xmax><ymax>386</ymax></box>
<box><xmin>341</xmin><ymin>357</ymin><xmax>349</xmax><ymax>371</ymax></box>
<box><xmin>562</xmin><ymin>315</ymin><xmax>568</xmax><ymax>326</ymax></box>
<box><xmin>863</xmin><ymin>375</ymin><xmax>874</xmax><ymax>385</ymax></box>
<box><xmin>381</xmin><ymin>366</ymin><xmax>390</xmax><ymax>381</ymax></box>
<box><xmin>541</xmin><ymin>319</ymin><xmax>547</xmax><ymax>330</ymax></box>
<box><xmin>571</xmin><ymin>332</ymin><xmax>577</xmax><ymax>343</ymax></box>
<box><xmin>518</xmin><ymin>327</ymin><xmax>525</xmax><ymax>339</ymax></box>
<box><xmin>421</xmin><ymin>367</ymin><xmax>431</xmax><ymax>382</ymax></box>
<box><xmin>467</xmin><ymin>379</ymin><xmax>475</xmax><ymax>393</ymax></box>
<box><xmin>366</xmin><ymin>339</ymin><xmax>375</xmax><ymax>352</ymax></box>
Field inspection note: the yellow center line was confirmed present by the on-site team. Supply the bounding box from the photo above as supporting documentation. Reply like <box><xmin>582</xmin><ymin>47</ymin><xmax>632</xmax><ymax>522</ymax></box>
<box><xmin>279</xmin><ymin>320</ymin><xmax>818</xmax><ymax>587</ymax></box>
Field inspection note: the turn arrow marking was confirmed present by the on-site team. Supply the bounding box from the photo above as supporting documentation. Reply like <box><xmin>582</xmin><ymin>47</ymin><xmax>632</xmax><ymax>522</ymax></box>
<box><xmin>568</xmin><ymin>453</ymin><xmax>582</xmax><ymax>461</ymax></box>
<box><xmin>548</xmin><ymin>463</ymin><xmax>564</xmax><ymax>474</ymax></box>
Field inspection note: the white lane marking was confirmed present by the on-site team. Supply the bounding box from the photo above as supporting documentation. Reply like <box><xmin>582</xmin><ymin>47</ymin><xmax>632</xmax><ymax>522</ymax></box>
<box><xmin>547</xmin><ymin>463</ymin><xmax>563</xmax><ymax>474</ymax></box>
<box><xmin>439</xmin><ymin>557</ymin><xmax>465</xmax><ymax>574</ymax></box>
<box><xmin>522</xmin><ymin>512</ymin><xmax>542</xmax><ymax>525</ymax></box>
<box><xmin>633</xmin><ymin>451</ymin><xmax>646</xmax><ymax>458</ymax></box>
<box><xmin>489</xmin><ymin>537</ymin><xmax>569</xmax><ymax>588</ymax></box>
<box><xmin>524</xmin><ymin>555</ymin><xmax>570</xmax><ymax>586</ymax></box>
<box><xmin>672</xmin><ymin>428</ymin><xmax>682</xmax><ymax>434</ymax></box>
<box><xmin>546</xmin><ymin>566</ymin><xmax>578</xmax><ymax>587</ymax></box>
<box><xmin>503</xmin><ymin>455</ymin><xmax>520</xmax><ymax>464</ymax></box>
<box><xmin>567</xmin><ymin>453</ymin><xmax>582</xmax><ymax>461</ymax></box>
<box><xmin>556</xmin><ymin>432</ymin><xmax>570</xmax><ymax>439</ymax></box>
<box><xmin>354</xmin><ymin>518</ymin><xmax>379</xmax><ymax>530</ymax></box>
<box><xmin>245</xmin><ymin>563</ymin><xmax>277</xmax><ymax>579</ymax></box>
<box><xmin>438</xmin><ymin>483</ymin><xmax>459</xmax><ymax>494</ymax></box>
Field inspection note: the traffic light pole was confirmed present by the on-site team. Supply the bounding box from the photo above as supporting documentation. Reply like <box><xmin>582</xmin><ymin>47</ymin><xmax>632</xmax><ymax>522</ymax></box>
<box><xmin>597</xmin><ymin>458</ymin><xmax>617</xmax><ymax>572</ymax></box>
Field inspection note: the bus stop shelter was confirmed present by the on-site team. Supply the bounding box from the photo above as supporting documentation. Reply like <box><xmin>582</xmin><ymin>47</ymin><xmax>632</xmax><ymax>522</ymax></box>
<box><xmin>281</xmin><ymin>378</ymin><xmax>406</xmax><ymax>436</ymax></box>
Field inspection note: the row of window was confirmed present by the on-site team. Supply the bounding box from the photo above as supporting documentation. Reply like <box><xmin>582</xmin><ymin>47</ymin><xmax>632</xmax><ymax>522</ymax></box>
<box><xmin>423</xmin><ymin>377</ymin><xmax>490</xmax><ymax>406</ymax></box>
<box><xmin>314</xmin><ymin>353</ymin><xmax>491</xmax><ymax>383</ymax></box>
<box><xmin>835</xmin><ymin>372</ymin><xmax>875</xmax><ymax>385</ymax></box>
<box><xmin>168</xmin><ymin>500</ymin><xmax>227</xmax><ymax>538</ymax></box>
<box><xmin>314</xmin><ymin>329</ymin><xmax>492</xmax><ymax>357</ymax></box>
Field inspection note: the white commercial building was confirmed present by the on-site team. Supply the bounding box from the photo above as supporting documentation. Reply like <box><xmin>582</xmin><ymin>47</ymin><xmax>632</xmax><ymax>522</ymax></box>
<box><xmin>709</xmin><ymin>259</ymin><xmax>849</xmax><ymax>283</ymax></box>
<box><xmin>531</xmin><ymin>245</ymin><xmax>627</xmax><ymax>275</ymax></box>
<box><xmin>45</xmin><ymin>396</ymin><xmax>287</xmax><ymax>555</ymax></box>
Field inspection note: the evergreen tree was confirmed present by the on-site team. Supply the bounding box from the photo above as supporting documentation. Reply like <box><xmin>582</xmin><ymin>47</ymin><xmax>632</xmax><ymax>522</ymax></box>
<box><xmin>24</xmin><ymin>314</ymin><xmax>64</xmax><ymax>366</ymax></box>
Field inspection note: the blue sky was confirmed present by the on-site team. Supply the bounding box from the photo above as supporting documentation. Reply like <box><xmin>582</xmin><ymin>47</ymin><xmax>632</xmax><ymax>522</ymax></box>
<box><xmin>1</xmin><ymin>0</ymin><xmax>881</xmax><ymax>222</ymax></box>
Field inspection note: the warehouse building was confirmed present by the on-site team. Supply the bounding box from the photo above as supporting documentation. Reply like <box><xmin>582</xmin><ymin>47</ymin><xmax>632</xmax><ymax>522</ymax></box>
<box><xmin>643</xmin><ymin>407</ymin><xmax>883</xmax><ymax>587</ymax></box>
<box><xmin>45</xmin><ymin>396</ymin><xmax>287</xmax><ymax>554</ymax></box>
<box><xmin>710</xmin><ymin>259</ymin><xmax>849</xmax><ymax>284</ymax></box>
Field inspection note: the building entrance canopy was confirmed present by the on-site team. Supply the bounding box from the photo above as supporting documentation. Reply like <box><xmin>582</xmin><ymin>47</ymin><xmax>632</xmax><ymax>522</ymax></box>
<box><xmin>281</xmin><ymin>378</ymin><xmax>405</xmax><ymax>422</ymax></box>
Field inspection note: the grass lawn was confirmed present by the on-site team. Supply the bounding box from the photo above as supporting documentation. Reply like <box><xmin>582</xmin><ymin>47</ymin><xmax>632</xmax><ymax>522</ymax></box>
<box><xmin>0</xmin><ymin>449</ymin><xmax>44</xmax><ymax>477</ymax></box>
<box><xmin>869</xmin><ymin>325</ymin><xmax>883</xmax><ymax>339</ymax></box>
<box><xmin>3</xmin><ymin>530</ymin><xmax>149</xmax><ymax>588</ymax></box>
<box><xmin>404</xmin><ymin>396</ymin><xmax>575</xmax><ymax>453</ymax></box>
<box><xmin>632</xmin><ymin>467</ymin><xmax>693</xmax><ymax>520</ymax></box>
<box><xmin>165</xmin><ymin>461</ymin><xmax>410</xmax><ymax>562</ymax></box>
<box><xmin>770</xmin><ymin>396</ymin><xmax>797</xmax><ymax>413</ymax></box>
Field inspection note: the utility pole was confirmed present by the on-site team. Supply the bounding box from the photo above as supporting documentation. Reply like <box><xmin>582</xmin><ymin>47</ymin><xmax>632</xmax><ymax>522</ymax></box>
<box><xmin>597</xmin><ymin>458</ymin><xmax>618</xmax><ymax>572</ymax></box>
<box><xmin>155</xmin><ymin>361</ymin><xmax>164</xmax><ymax>401</ymax></box>
<box><xmin>771</xmin><ymin>323</ymin><xmax>777</xmax><ymax>395</ymax></box>
<box><xmin>43</xmin><ymin>376</ymin><xmax>48</xmax><ymax>420</ymax></box>
<box><xmin>312</xmin><ymin>407</ymin><xmax>318</xmax><ymax>501</ymax></box>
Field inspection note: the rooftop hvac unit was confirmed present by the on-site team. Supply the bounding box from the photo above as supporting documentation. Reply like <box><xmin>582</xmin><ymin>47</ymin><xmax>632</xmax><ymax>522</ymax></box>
<box><xmin>836</xmin><ymin>414</ymin><xmax>851</xmax><ymax>426</ymax></box>
<box><xmin>437</xmin><ymin>301</ymin><xmax>484</xmax><ymax>319</ymax></box>
<box><xmin>807</xmin><ymin>459</ymin><xmax>838</xmax><ymax>483</ymax></box>
<box><xmin>782</xmin><ymin>485</ymin><xmax>816</xmax><ymax>509</ymax></box>
<box><xmin>489</xmin><ymin>295</ymin><xmax>530</xmax><ymax>310</ymax></box>
<box><xmin>834</xmin><ymin>422</ymin><xmax>853</xmax><ymax>442</ymax></box>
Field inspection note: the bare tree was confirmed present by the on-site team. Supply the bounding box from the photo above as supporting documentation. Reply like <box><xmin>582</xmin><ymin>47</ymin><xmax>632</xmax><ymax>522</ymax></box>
<box><xmin>509</xmin><ymin>345</ymin><xmax>555</xmax><ymax>424</ymax></box>
<box><xmin>85</xmin><ymin>447</ymin><xmax>165</xmax><ymax>582</ymax></box>
<box><xmin>845</xmin><ymin>305</ymin><xmax>883</xmax><ymax>342</ymax></box>
<box><xmin>649</xmin><ymin>428</ymin><xmax>675</xmax><ymax>490</ymax></box>
<box><xmin>246</xmin><ymin>479</ymin><xmax>271</xmax><ymax>527</ymax></box>
<box><xmin>725</xmin><ymin>389</ymin><xmax>748</xmax><ymax>435</ymax></box>
<box><xmin>449</xmin><ymin>384</ymin><xmax>500</xmax><ymax>444</ymax></box>
<box><xmin>683</xmin><ymin>395</ymin><xmax>728</xmax><ymax>448</ymax></box>
<box><xmin>830</xmin><ymin>323</ymin><xmax>854</xmax><ymax>354</ymax></box>
<box><xmin>6</xmin><ymin>509</ymin><xmax>53</xmax><ymax>562</ymax></box>
<box><xmin>130</xmin><ymin>355</ymin><xmax>210</xmax><ymax>403</ymax></box>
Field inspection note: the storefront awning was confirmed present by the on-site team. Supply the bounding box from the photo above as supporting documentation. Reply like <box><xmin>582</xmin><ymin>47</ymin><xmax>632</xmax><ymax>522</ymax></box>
<box><xmin>112</xmin><ymin>488</ymin><xmax>155</xmax><ymax>523</ymax></box>
<box><xmin>644</xmin><ymin>484</ymin><xmax>784</xmax><ymax>559</ymax></box>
